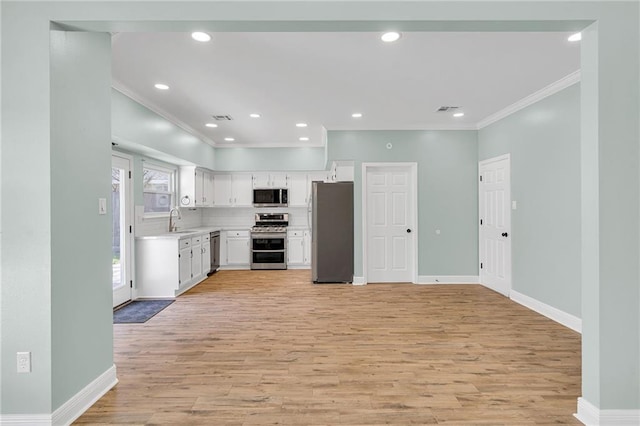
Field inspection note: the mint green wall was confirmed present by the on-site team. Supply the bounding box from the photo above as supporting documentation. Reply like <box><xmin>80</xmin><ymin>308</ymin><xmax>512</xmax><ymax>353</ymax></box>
<box><xmin>214</xmin><ymin>147</ymin><xmax>326</xmax><ymax>171</ymax></box>
<box><xmin>1</xmin><ymin>0</ymin><xmax>639</xmax><ymax>418</ymax></box>
<box><xmin>1</xmin><ymin>2</ymin><xmax>54</xmax><ymax>413</ymax></box>
<box><xmin>112</xmin><ymin>89</ymin><xmax>215</xmax><ymax>170</ymax></box>
<box><xmin>327</xmin><ymin>130</ymin><xmax>478</xmax><ymax>278</ymax></box>
<box><xmin>50</xmin><ymin>30</ymin><xmax>114</xmax><ymax>409</ymax></box>
<box><xmin>479</xmin><ymin>84</ymin><xmax>581</xmax><ymax>318</ymax></box>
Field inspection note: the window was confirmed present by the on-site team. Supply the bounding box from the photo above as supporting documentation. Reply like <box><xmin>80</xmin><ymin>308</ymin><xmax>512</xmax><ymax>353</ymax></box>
<box><xmin>143</xmin><ymin>164</ymin><xmax>175</xmax><ymax>214</ymax></box>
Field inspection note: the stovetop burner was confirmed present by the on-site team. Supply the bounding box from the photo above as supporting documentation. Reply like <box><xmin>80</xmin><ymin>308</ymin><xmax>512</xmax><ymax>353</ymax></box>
<box><xmin>251</xmin><ymin>225</ymin><xmax>287</xmax><ymax>233</ymax></box>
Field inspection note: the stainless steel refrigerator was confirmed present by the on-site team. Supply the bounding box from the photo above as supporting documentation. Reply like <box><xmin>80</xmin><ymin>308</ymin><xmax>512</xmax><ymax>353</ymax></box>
<box><xmin>311</xmin><ymin>181</ymin><xmax>354</xmax><ymax>283</ymax></box>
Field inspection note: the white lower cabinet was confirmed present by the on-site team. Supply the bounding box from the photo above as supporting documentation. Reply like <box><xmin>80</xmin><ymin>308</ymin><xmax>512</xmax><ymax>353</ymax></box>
<box><xmin>178</xmin><ymin>239</ymin><xmax>192</xmax><ymax>287</ymax></box>
<box><xmin>136</xmin><ymin>232</ymin><xmax>211</xmax><ymax>298</ymax></box>
<box><xmin>303</xmin><ymin>230</ymin><xmax>311</xmax><ymax>264</ymax></box>
<box><xmin>287</xmin><ymin>230</ymin><xmax>305</xmax><ymax>265</ymax></box>
<box><xmin>226</xmin><ymin>230</ymin><xmax>250</xmax><ymax>266</ymax></box>
<box><xmin>287</xmin><ymin>229</ymin><xmax>311</xmax><ymax>267</ymax></box>
<box><xmin>191</xmin><ymin>235</ymin><xmax>203</xmax><ymax>282</ymax></box>
<box><xmin>202</xmin><ymin>233</ymin><xmax>211</xmax><ymax>274</ymax></box>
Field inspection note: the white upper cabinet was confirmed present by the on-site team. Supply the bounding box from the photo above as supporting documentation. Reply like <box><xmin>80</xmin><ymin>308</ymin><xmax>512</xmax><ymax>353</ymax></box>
<box><xmin>180</xmin><ymin>167</ymin><xmax>215</xmax><ymax>207</ymax></box>
<box><xmin>182</xmin><ymin>170</ymin><xmax>333</xmax><ymax>208</ymax></box>
<box><xmin>330</xmin><ymin>161</ymin><xmax>355</xmax><ymax>182</ymax></box>
<box><xmin>213</xmin><ymin>173</ymin><xmax>233</xmax><ymax>206</ymax></box>
<box><xmin>252</xmin><ymin>172</ymin><xmax>289</xmax><ymax>188</ymax></box>
<box><xmin>233</xmin><ymin>174</ymin><xmax>253</xmax><ymax>206</ymax></box>
<box><xmin>212</xmin><ymin>173</ymin><xmax>252</xmax><ymax>206</ymax></box>
<box><xmin>288</xmin><ymin>173</ymin><xmax>308</xmax><ymax>206</ymax></box>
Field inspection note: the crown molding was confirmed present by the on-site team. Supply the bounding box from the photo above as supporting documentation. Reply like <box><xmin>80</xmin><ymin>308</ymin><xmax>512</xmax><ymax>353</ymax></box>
<box><xmin>112</xmin><ymin>81</ymin><xmax>217</xmax><ymax>147</ymax></box>
<box><xmin>477</xmin><ymin>70</ymin><xmax>581</xmax><ymax>129</ymax></box>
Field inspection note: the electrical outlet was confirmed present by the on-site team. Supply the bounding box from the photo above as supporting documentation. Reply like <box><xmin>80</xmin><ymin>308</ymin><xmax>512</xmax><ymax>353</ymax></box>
<box><xmin>17</xmin><ymin>352</ymin><xmax>31</xmax><ymax>373</ymax></box>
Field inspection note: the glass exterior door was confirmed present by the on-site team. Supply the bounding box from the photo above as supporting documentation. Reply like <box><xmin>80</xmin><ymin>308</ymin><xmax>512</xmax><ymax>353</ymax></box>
<box><xmin>112</xmin><ymin>155</ymin><xmax>132</xmax><ymax>307</ymax></box>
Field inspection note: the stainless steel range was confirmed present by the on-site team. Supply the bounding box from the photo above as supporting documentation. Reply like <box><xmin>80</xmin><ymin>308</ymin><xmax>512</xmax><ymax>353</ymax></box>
<box><xmin>250</xmin><ymin>213</ymin><xmax>288</xmax><ymax>270</ymax></box>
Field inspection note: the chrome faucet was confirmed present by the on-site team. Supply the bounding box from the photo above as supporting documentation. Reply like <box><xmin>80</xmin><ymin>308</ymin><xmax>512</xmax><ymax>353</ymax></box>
<box><xmin>169</xmin><ymin>207</ymin><xmax>181</xmax><ymax>232</ymax></box>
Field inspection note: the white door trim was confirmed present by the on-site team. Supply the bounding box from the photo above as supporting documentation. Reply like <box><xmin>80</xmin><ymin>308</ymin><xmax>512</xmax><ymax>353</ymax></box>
<box><xmin>362</xmin><ymin>162</ymin><xmax>419</xmax><ymax>284</ymax></box>
<box><xmin>112</xmin><ymin>152</ymin><xmax>136</xmax><ymax>303</ymax></box>
<box><xmin>478</xmin><ymin>153</ymin><xmax>512</xmax><ymax>296</ymax></box>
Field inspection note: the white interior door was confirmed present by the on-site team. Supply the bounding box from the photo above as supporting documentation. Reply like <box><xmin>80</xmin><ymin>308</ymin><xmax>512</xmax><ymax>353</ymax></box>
<box><xmin>479</xmin><ymin>154</ymin><xmax>512</xmax><ymax>296</ymax></box>
<box><xmin>112</xmin><ymin>154</ymin><xmax>133</xmax><ymax>307</ymax></box>
<box><xmin>365</xmin><ymin>164</ymin><xmax>417</xmax><ymax>283</ymax></box>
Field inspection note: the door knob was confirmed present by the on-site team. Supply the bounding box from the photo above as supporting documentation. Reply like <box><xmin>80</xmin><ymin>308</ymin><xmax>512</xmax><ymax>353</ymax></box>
<box><xmin>406</xmin><ymin>229</ymin><xmax>412</xmax><ymax>233</ymax></box>
<box><xmin>502</xmin><ymin>232</ymin><xmax>509</xmax><ymax>237</ymax></box>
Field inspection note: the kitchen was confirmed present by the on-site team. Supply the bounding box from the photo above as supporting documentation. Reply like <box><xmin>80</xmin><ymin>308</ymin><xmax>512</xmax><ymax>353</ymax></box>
<box><xmin>129</xmin><ymin>164</ymin><xmax>355</xmax><ymax>300</ymax></box>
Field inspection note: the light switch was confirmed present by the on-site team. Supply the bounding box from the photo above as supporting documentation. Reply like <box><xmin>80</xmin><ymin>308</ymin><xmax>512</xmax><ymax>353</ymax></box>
<box><xmin>435</xmin><ymin>229</ymin><xmax>441</xmax><ymax>235</ymax></box>
<box><xmin>512</xmin><ymin>201</ymin><xmax>517</xmax><ymax>210</ymax></box>
<box><xmin>98</xmin><ymin>198</ymin><xmax>107</xmax><ymax>215</ymax></box>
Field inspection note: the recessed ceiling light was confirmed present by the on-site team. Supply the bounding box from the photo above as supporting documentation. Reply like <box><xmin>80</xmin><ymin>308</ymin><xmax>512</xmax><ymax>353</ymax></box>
<box><xmin>154</xmin><ymin>83</ymin><xmax>169</xmax><ymax>90</ymax></box>
<box><xmin>249</xmin><ymin>113</ymin><xmax>261</xmax><ymax>118</ymax></box>
<box><xmin>205</xmin><ymin>123</ymin><xmax>218</xmax><ymax>128</ymax></box>
<box><xmin>568</xmin><ymin>32</ymin><xmax>582</xmax><ymax>42</ymax></box>
<box><xmin>299</xmin><ymin>137</ymin><xmax>310</xmax><ymax>141</ymax></box>
<box><xmin>453</xmin><ymin>112</ymin><xmax>465</xmax><ymax>118</ymax></box>
<box><xmin>352</xmin><ymin>113</ymin><xmax>363</xmax><ymax>118</ymax></box>
<box><xmin>296</xmin><ymin>123</ymin><xmax>308</xmax><ymax>128</ymax></box>
<box><xmin>224</xmin><ymin>137</ymin><xmax>235</xmax><ymax>142</ymax></box>
<box><xmin>381</xmin><ymin>32</ymin><xmax>401</xmax><ymax>43</ymax></box>
<box><xmin>191</xmin><ymin>32</ymin><xmax>211</xmax><ymax>42</ymax></box>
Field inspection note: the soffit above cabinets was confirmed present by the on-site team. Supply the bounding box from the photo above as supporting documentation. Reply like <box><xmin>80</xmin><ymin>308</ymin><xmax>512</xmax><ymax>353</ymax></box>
<box><xmin>111</xmin><ymin>31</ymin><xmax>580</xmax><ymax>148</ymax></box>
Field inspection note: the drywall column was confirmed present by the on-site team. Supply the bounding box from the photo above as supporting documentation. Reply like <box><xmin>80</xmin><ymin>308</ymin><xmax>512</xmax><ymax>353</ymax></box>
<box><xmin>1</xmin><ymin>5</ymin><xmax>115</xmax><ymax>418</ymax></box>
<box><xmin>50</xmin><ymin>30</ymin><xmax>114</xmax><ymax>411</ymax></box>
<box><xmin>580</xmin><ymin>15</ymin><xmax>640</xmax><ymax>414</ymax></box>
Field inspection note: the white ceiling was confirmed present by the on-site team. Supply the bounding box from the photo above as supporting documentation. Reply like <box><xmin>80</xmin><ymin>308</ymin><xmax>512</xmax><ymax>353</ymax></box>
<box><xmin>112</xmin><ymin>31</ymin><xmax>580</xmax><ymax>148</ymax></box>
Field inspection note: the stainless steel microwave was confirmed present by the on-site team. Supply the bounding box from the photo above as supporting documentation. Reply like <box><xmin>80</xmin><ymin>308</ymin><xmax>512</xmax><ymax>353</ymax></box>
<box><xmin>253</xmin><ymin>188</ymin><xmax>288</xmax><ymax>207</ymax></box>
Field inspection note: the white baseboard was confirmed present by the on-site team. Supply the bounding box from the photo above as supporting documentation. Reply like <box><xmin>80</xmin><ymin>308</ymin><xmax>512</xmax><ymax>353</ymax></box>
<box><xmin>0</xmin><ymin>365</ymin><xmax>117</xmax><ymax>426</ymax></box>
<box><xmin>0</xmin><ymin>415</ymin><xmax>51</xmax><ymax>425</ymax></box>
<box><xmin>52</xmin><ymin>364</ymin><xmax>118</xmax><ymax>425</ymax></box>
<box><xmin>510</xmin><ymin>290</ymin><xmax>582</xmax><ymax>333</ymax></box>
<box><xmin>417</xmin><ymin>275</ymin><xmax>479</xmax><ymax>284</ymax></box>
<box><xmin>575</xmin><ymin>397</ymin><xmax>640</xmax><ymax>425</ymax></box>
<box><xmin>352</xmin><ymin>276</ymin><xmax>366</xmax><ymax>285</ymax></box>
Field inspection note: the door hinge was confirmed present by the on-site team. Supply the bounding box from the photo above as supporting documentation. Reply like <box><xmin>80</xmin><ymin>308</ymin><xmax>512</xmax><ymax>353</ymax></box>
<box><xmin>480</xmin><ymin>219</ymin><xmax>483</xmax><ymax>225</ymax></box>
<box><xmin>479</xmin><ymin>175</ymin><xmax>483</xmax><ymax>182</ymax></box>
<box><xmin>481</xmin><ymin>263</ymin><xmax>483</xmax><ymax>269</ymax></box>
<box><xmin>129</xmin><ymin>225</ymin><xmax>132</xmax><ymax>233</ymax></box>
<box><xmin>129</xmin><ymin>280</ymin><xmax>133</xmax><ymax>288</ymax></box>
<box><xmin>128</xmin><ymin>170</ymin><xmax>132</xmax><ymax>179</ymax></box>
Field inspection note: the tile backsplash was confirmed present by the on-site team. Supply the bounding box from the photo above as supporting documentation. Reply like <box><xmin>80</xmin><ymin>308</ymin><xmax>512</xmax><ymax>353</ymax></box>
<box><xmin>134</xmin><ymin>206</ymin><xmax>310</xmax><ymax>236</ymax></box>
<box><xmin>135</xmin><ymin>206</ymin><xmax>203</xmax><ymax>236</ymax></box>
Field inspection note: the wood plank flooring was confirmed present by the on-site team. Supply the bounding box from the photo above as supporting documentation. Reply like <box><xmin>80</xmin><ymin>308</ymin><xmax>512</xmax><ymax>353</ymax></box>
<box><xmin>77</xmin><ymin>270</ymin><xmax>581</xmax><ymax>425</ymax></box>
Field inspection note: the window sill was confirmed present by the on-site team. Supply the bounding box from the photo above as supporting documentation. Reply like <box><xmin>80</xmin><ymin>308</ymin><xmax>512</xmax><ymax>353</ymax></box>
<box><xmin>143</xmin><ymin>212</ymin><xmax>170</xmax><ymax>219</ymax></box>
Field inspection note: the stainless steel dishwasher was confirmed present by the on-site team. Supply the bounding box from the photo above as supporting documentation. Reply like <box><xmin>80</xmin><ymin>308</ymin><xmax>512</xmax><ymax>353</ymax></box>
<box><xmin>210</xmin><ymin>231</ymin><xmax>220</xmax><ymax>273</ymax></box>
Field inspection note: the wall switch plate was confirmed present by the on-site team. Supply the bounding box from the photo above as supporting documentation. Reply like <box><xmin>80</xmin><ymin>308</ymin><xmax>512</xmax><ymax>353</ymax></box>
<box><xmin>98</xmin><ymin>198</ymin><xmax>107</xmax><ymax>215</ymax></box>
<box><xmin>17</xmin><ymin>352</ymin><xmax>31</xmax><ymax>373</ymax></box>
<box><xmin>512</xmin><ymin>201</ymin><xmax>517</xmax><ymax>210</ymax></box>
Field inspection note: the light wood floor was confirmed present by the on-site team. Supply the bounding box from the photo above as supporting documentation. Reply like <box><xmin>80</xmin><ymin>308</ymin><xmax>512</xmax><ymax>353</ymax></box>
<box><xmin>77</xmin><ymin>270</ymin><xmax>581</xmax><ymax>425</ymax></box>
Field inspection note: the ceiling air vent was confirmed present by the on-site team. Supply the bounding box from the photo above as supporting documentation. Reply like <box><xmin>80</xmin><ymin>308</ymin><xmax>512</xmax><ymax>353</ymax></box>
<box><xmin>436</xmin><ymin>106</ymin><xmax>459</xmax><ymax>112</ymax></box>
<box><xmin>212</xmin><ymin>115</ymin><xmax>233</xmax><ymax>121</ymax></box>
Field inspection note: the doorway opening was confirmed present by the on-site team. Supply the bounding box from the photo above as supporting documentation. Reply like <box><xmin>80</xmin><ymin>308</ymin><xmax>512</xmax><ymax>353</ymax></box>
<box><xmin>112</xmin><ymin>153</ymin><xmax>134</xmax><ymax>308</ymax></box>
